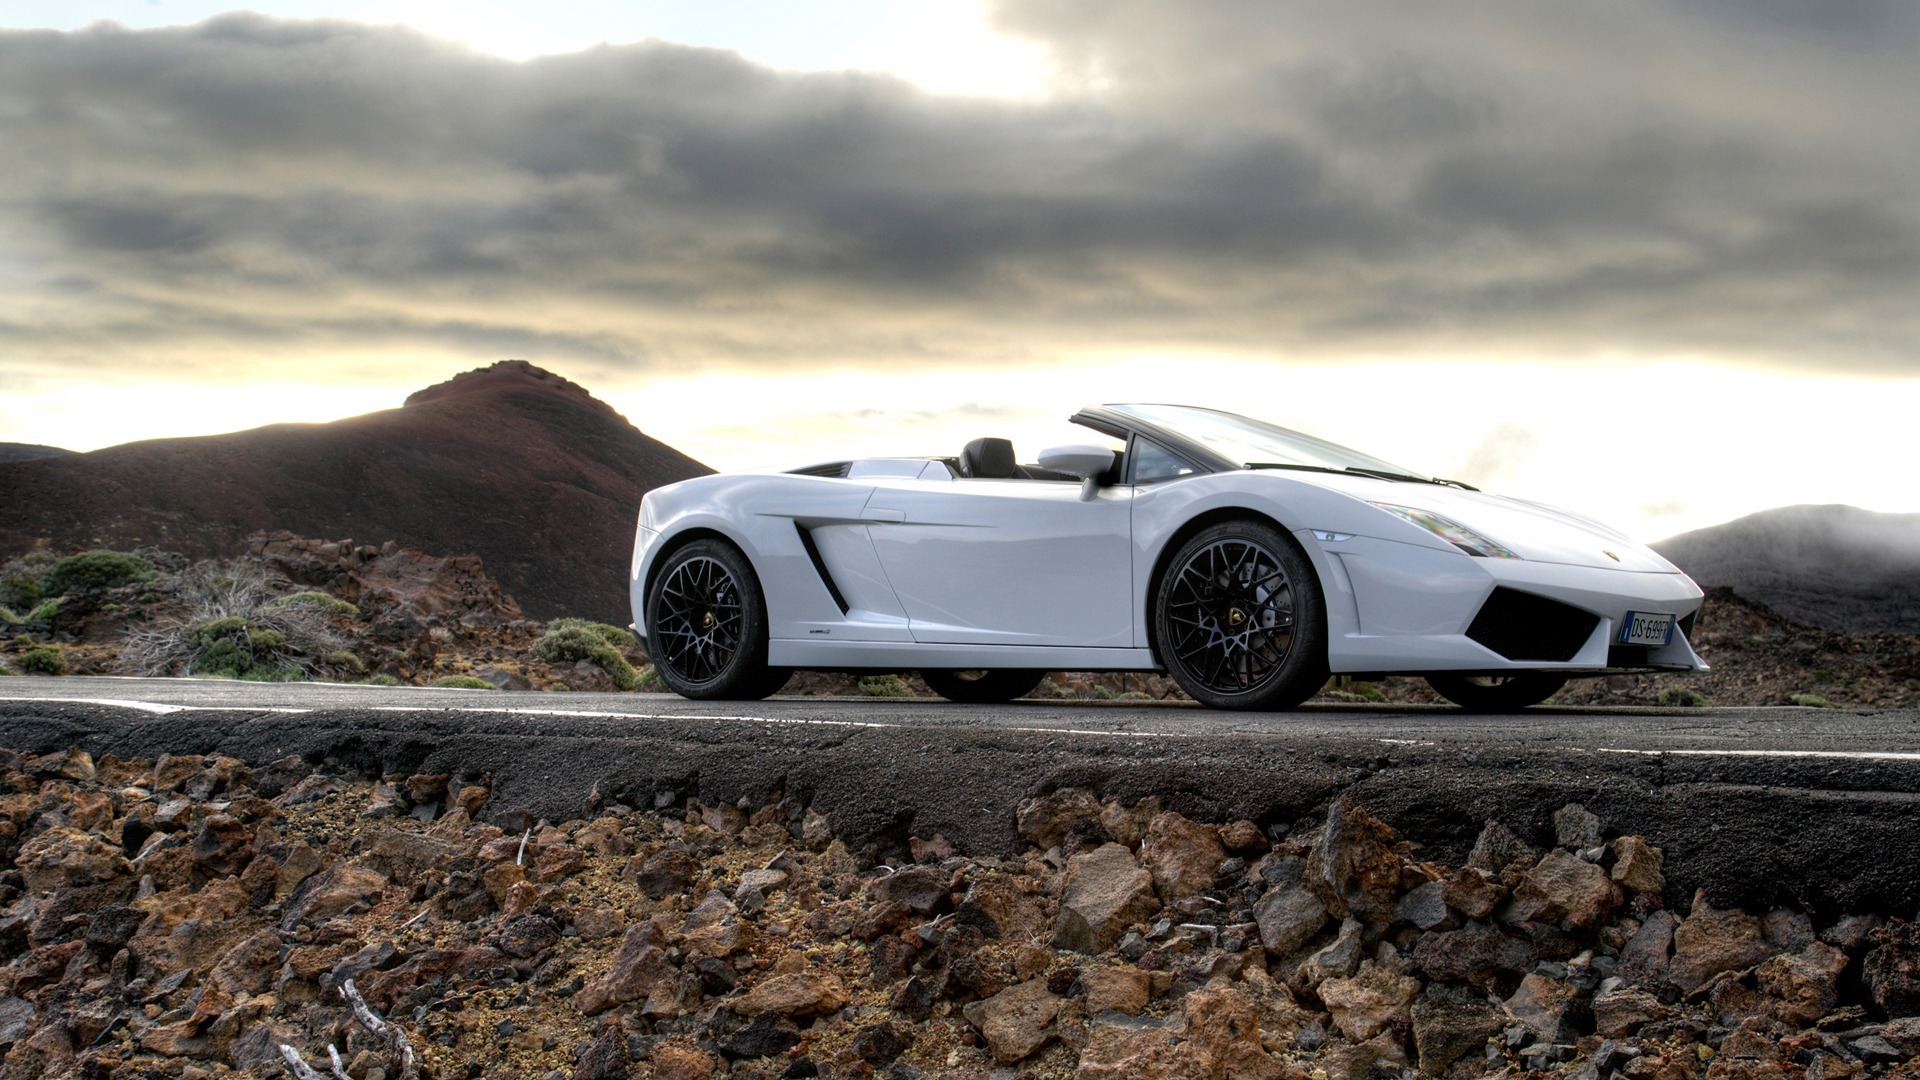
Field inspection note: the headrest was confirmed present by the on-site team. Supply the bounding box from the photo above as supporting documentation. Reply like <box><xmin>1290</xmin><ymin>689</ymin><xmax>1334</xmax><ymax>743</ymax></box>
<box><xmin>960</xmin><ymin>437</ymin><xmax>1018</xmax><ymax>479</ymax></box>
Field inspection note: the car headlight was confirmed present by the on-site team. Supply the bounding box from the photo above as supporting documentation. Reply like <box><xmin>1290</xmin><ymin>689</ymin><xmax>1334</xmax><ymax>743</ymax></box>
<box><xmin>1370</xmin><ymin>503</ymin><xmax>1519</xmax><ymax>559</ymax></box>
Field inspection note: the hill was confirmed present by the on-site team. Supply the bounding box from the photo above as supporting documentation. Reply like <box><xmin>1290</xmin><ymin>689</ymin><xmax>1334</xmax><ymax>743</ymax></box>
<box><xmin>0</xmin><ymin>443</ymin><xmax>75</xmax><ymax>463</ymax></box>
<box><xmin>0</xmin><ymin>361</ymin><xmax>710</xmax><ymax>621</ymax></box>
<box><xmin>1653</xmin><ymin>504</ymin><xmax>1920</xmax><ymax>634</ymax></box>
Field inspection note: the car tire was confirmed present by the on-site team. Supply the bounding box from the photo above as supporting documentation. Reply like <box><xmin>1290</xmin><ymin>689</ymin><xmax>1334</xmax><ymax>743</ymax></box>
<box><xmin>1425</xmin><ymin>673</ymin><xmax>1567</xmax><ymax>712</ymax></box>
<box><xmin>1154</xmin><ymin>519</ymin><xmax>1327</xmax><ymax>711</ymax></box>
<box><xmin>645</xmin><ymin>539</ymin><xmax>790</xmax><ymax>700</ymax></box>
<box><xmin>921</xmin><ymin>669</ymin><xmax>1046</xmax><ymax>704</ymax></box>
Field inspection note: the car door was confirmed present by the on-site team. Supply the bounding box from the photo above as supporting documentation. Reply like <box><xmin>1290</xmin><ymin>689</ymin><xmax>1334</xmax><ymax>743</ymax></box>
<box><xmin>862</xmin><ymin>473</ymin><xmax>1134</xmax><ymax>647</ymax></box>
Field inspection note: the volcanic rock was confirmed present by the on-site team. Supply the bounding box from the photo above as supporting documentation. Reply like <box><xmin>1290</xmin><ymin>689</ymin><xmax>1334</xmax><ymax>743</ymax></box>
<box><xmin>1142</xmin><ymin>810</ymin><xmax>1228</xmax><ymax>903</ymax></box>
<box><xmin>1670</xmin><ymin>892</ymin><xmax>1774</xmax><ymax>993</ymax></box>
<box><xmin>1411</xmin><ymin>983</ymin><xmax>1507</xmax><ymax>1073</ymax></box>
<box><xmin>1052</xmin><ymin>843</ymin><xmax>1159</xmax><ymax>953</ymax></box>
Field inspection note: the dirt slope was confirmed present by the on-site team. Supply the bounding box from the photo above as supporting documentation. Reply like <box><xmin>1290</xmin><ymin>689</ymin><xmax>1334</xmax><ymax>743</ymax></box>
<box><xmin>0</xmin><ymin>362</ymin><xmax>709</xmax><ymax>622</ymax></box>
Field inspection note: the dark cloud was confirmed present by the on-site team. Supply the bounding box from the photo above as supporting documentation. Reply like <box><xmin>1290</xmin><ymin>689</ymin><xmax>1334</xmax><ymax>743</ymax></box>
<box><xmin>1</xmin><ymin>4</ymin><xmax>1916</xmax><ymax>382</ymax></box>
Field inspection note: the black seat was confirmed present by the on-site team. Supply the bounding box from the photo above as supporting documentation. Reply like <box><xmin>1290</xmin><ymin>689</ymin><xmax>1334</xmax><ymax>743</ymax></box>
<box><xmin>959</xmin><ymin>437</ymin><xmax>1019</xmax><ymax>479</ymax></box>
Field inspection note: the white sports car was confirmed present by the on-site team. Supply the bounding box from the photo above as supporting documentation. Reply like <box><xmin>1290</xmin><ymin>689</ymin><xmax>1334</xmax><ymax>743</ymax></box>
<box><xmin>629</xmin><ymin>403</ymin><xmax>1707</xmax><ymax>711</ymax></box>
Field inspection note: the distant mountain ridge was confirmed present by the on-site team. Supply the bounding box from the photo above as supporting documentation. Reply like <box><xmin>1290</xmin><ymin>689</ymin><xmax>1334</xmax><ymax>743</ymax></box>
<box><xmin>0</xmin><ymin>443</ymin><xmax>75</xmax><ymax>463</ymax></box>
<box><xmin>1654</xmin><ymin>504</ymin><xmax>1920</xmax><ymax>634</ymax></box>
<box><xmin>0</xmin><ymin>361</ymin><xmax>711</xmax><ymax>621</ymax></box>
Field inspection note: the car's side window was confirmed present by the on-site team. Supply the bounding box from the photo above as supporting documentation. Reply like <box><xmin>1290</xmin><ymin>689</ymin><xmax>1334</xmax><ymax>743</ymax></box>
<box><xmin>1130</xmin><ymin>438</ymin><xmax>1197</xmax><ymax>485</ymax></box>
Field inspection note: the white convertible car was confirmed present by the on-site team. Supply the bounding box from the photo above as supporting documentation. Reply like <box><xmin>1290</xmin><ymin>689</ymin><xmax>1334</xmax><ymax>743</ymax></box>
<box><xmin>629</xmin><ymin>404</ymin><xmax>1707</xmax><ymax>711</ymax></box>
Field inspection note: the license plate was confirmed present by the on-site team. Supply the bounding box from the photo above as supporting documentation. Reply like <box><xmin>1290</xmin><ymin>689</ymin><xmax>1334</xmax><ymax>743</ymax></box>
<box><xmin>1619</xmin><ymin>611</ymin><xmax>1675</xmax><ymax>647</ymax></box>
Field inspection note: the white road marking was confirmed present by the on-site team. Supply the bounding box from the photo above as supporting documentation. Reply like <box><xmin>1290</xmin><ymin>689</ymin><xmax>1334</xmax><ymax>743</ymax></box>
<box><xmin>1598</xmin><ymin>747</ymin><xmax>1920</xmax><ymax>762</ymax></box>
<box><xmin>3</xmin><ymin>696</ymin><xmax>1200</xmax><ymax>738</ymax></box>
<box><xmin>0</xmin><ymin>697</ymin><xmax>310</xmax><ymax>715</ymax></box>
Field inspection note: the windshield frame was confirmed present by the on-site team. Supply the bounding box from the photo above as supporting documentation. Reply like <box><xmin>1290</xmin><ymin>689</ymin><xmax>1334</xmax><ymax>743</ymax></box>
<box><xmin>1072</xmin><ymin>403</ymin><xmax>1434</xmax><ymax>483</ymax></box>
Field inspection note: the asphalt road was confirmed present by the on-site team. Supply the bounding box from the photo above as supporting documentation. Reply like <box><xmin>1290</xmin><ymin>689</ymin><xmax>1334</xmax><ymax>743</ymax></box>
<box><xmin>4</xmin><ymin>676</ymin><xmax>1919</xmax><ymax>914</ymax></box>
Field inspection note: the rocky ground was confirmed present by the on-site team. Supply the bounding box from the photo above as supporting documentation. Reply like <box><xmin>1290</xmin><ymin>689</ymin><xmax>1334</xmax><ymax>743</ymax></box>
<box><xmin>4</xmin><ymin>744</ymin><xmax>1920</xmax><ymax>1080</ymax></box>
<box><xmin>2</xmin><ymin>536</ymin><xmax>1916</xmax><ymax>709</ymax></box>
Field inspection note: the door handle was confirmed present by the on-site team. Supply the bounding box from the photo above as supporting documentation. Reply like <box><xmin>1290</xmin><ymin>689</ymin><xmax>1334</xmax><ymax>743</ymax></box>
<box><xmin>861</xmin><ymin>509</ymin><xmax>906</xmax><ymax>524</ymax></box>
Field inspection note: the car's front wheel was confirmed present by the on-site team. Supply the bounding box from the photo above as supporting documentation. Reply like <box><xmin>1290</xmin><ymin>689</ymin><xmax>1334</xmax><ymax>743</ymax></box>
<box><xmin>1425</xmin><ymin>673</ymin><xmax>1567</xmax><ymax>712</ymax></box>
<box><xmin>1154</xmin><ymin>520</ymin><xmax>1327</xmax><ymax>710</ymax></box>
<box><xmin>921</xmin><ymin>669</ymin><xmax>1046</xmax><ymax>704</ymax></box>
<box><xmin>645</xmin><ymin>539</ymin><xmax>790</xmax><ymax>700</ymax></box>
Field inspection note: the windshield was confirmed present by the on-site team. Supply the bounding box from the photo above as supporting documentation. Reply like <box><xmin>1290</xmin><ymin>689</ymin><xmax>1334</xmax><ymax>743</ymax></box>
<box><xmin>1108</xmin><ymin>403</ymin><xmax>1428</xmax><ymax>479</ymax></box>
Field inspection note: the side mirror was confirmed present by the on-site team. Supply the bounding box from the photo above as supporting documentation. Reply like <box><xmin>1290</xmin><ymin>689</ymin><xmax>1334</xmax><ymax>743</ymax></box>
<box><xmin>1038</xmin><ymin>444</ymin><xmax>1117</xmax><ymax>501</ymax></box>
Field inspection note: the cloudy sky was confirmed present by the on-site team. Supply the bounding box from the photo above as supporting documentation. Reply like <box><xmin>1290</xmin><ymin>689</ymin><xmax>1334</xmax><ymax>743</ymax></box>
<box><xmin>3</xmin><ymin>1</ymin><xmax>1916</xmax><ymax>541</ymax></box>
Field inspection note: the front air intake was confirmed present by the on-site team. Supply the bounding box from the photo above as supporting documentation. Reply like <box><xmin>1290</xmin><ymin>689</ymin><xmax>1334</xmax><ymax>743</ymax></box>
<box><xmin>1466</xmin><ymin>588</ymin><xmax>1600</xmax><ymax>663</ymax></box>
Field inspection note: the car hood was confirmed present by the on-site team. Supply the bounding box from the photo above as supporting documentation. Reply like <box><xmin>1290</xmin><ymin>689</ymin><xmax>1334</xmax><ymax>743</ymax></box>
<box><xmin>1320</xmin><ymin>478</ymin><xmax>1681</xmax><ymax>572</ymax></box>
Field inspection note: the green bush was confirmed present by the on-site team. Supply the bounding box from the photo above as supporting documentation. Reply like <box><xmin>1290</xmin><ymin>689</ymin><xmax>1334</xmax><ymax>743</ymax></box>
<box><xmin>187</xmin><ymin>616</ymin><xmax>295</xmax><ymax>679</ymax></box>
<box><xmin>42</xmin><ymin>550</ymin><xmax>156</xmax><ymax>596</ymax></box>
<box><xmin>276</xmin><ymin>591</ymin><xmax>361</xmax><ymax>616</ymax></box>
<box><xmin>0</xmin><ymin>554</ymin><xmax>51</xmax><ymax>609</ymax></box>
<box><xmin>26</xmin><ymin>598</ymin><xmax>61</xmax><ymax>622</ymax></box>
<box><xmin>0</xmin><ymin>606</ymin><xmax>19</xmax><ymax>626</ymax></box>
<box><xmin>364</xmin><ymin>674</ymin><xmax>403</xmax><ymax>686</ymax></box>
<box><xmin>430</xmin><ymin>674</ymin><xmax>494</xmax><ymax>690</ymax></box>
<box><xmin>1656</xmin><ymin>687</ymin><xmax>1708</xmax><ymax>708</ymax></box>
<box><xmin>533</xmin><ymin>625</ymin><xmax>640</xmax><ymax>690</ymax></box>
<box><xmin>324</xmin><ymin>650</ymin><xmax>365</xmax><ymax>673</ymax></box>
<box><xmin>1790</xmin><ymin>693</ymin><xmax>1835</xmax><ymax>709</ymax></box>
<box><xmin>858</xmin><ymin>674</ymin><xmax>914</xmax><ymax>698</ymax></box>
<box><xmin>547</xmin><ymin>618</ymin><xmax>637</xmax><ymax>647</ymax></box>
<box><xmin>20</xmin><ymin>645</ymin><xmax>66</xmax><ymax>675</ymax></box>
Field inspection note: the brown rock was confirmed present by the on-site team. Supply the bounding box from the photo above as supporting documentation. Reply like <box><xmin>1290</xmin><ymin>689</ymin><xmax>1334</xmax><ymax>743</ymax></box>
<box><xmin>1411</xmin><ymin>983</ymin><xmax>1506</xmax><ymax>1074</ymax></box>
<box><xmin>1412</xmin><ymin>924</ymin><xmax>1539</xmax><ymax>989</ymax></box>
<box><xmin>1507</xmin><ymin>848</ymin><xmax>1617</xmax><ymax>930</ymax></box>
<box><xmin>954</xmin><ymin>876</ymin><xmax>1048</xmax><ymax>940</ymax></box>
<box><xmin>648</xmin><ymin>1042</ymin><xmax>722</xmax><ymax>1080</ymax></box>
<box><xmin>1016</xmin><ymin>788</ymin><xmax>1103</xmax><ymax>850</ymax></box>
<box><xmin>18</xmin><ymin>826</ymin><xmax>132</xmax><ymax>894</ymax></box>
<box><xmin>627</xmin><ymin>847</ymin><xmax>699</xmax><ymax>899</ymax></box>
<box><xmin>453</xmin><ymin>785</ymin><xmax>489</xmax><ymax>814</ymax></box>
<box><xmin>1671</xmin><ymin>891</ymin><xmax>1774</xmax><ymax>993</ymax></box>
<box><xmin>575</xmin><ymin>816</ymin><xmax>633</xmax><ymax>857</ymax></box>
<box><xmin>1184</xmin><ymin>981</ymin><xmax>1287</xmax><ymax>1080</ymax></box>
<box><xmin>404</xmin><ymin>772</ymin><xmax>450</xmax><ymax>807</ymax></box>
<box><xmin>282</xmin><ymin>862</ymin><xmax>388</xmax><ymax>925</ymax></box>
<box><xmin>1442</xmin><ymin>868</ymin><xmax>1505</xmax><ymax>920</ymax></box>
<box><xmin>364</xmin><ymin>830</ymin><xmax>457</xmax><ymax>880</ymax></box>
<box><xmin>1611</xmin><ymin>836</ymin><xmax>1667</xmax><ymax>896</ymax></box>
<box><xmin>210</xmin><ymin>930</ymin><xmax>285</xmax><ymax>996</ymax></box>
<box><xmin>1142</xmin><ymin>810</ymin><xmax>1229</xmax><ymax>903</ymax></box>
<box><xmin>1100</xmin><ymin>796</ymin><xmax>1163</xmax><ymax>848</ymax></box>
<box><xmin>574</xmin><ymin>921</ymin><xmax>673</xmax><ymax>1016</ymax></box>
<box><xmin>29</xmin><ymin>747</ymin><xmax>96</xmax><ymax>781</ymax></box>
<box><xmin>1219</xmin><ymin>819</ymin><xmax>1269</xmax><ymax>854</ymax></box>
<box><xmin>1052</xmin><ymin>843</ymin><xmax>1162</xmax><ymax>953</ymax></box>
<box><xmin>1305</xmin><ymin>798</ymin><xmax>1405</xmax><ymax>926</ymax></box>
<box><xmin>191</xmin><ymin>814</ymin><xmax>256</xmax><ymax>878</ymax></box>
<box><xmin>1862</xmin><ymin>919</ymin><xmax>1920</xmax><ymax>1017</ymax></box>
<box><xmin>1756</xmin><ymin>943</ymin><xmax>1847</xmax><ymax>1027</ymax></box>
<box><xmin>866</xmin><ymin>865</ymin><xmax>947</xmax><ymax>913</ymax></box>
<box><xmin>534</xmin><ymin>843</ymin><xmax>586</xmax><ymax>883</ymax></box>
<box><xmin>1593</xmin><ymin>987</ymin><xmax>1674</xmax><ymax>1036</ymax></box>
<box><xmin>962</xmin><ymin>978</ymin><xmax>1062</xmax><ymax>1065</ymax></box>
<box><xmin>1505</xmin><ymin>972</ymin><xmax>1580</xmax><ymax>1043</ymax></box>
<box><xmin>1320</xmin><ymin>960</ymin><xmax>1422</xmax><ymax>1041</ymax></box>
<box><xmin>730</xmin><ymin>972</ymin><xmax>850</xmax><ymax>1018</ymax></box>
<box><xmin>1082</xmin><ymin>965</ymin><xmax>1152</xmax><ymax>1015</ymax></box>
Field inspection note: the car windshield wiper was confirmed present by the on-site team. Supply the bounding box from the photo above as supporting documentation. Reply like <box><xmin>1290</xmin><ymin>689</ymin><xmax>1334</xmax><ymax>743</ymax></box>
<box><xmin>1245</xmin><ymin>462</ymin><xmax>1478</xmax><ymax>490</ymax></box>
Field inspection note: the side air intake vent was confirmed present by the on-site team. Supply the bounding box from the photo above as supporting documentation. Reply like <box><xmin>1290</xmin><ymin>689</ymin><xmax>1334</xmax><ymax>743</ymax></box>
<box><xmin>1466</xmin><ymin>588</ymin><xmax>1599</xmax><ymax>662</ymax></box>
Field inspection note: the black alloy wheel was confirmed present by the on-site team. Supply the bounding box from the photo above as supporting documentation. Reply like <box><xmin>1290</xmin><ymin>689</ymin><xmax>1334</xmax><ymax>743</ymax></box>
<box><xmin>1425</xmin><ymin>673</ymin><xmax>1568</xmax><ymax>712</ymax></box>
<box><xmin>645</xmin><ymin>539</ymin><xmax>789</xmax><ymax>700</ymax></box>
<box><xmin>920</xmin><ymin>668</ymin><xmax>1047</xmax><ymax>704</ymax></box>
<box><xmin>1154</xmin><ymin>520</ymin><xmax>1327</xmax><ymax>710</ymax></box>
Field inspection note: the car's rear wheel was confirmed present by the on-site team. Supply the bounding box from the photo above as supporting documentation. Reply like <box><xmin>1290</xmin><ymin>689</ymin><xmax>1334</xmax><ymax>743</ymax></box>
<box><xmin>921</xmin><ymin>668</ymin><xmax>1046</xmax><ymax>704</ymax></box>
<box><xmin>1154</xmin><ymin>520</ymin><xmax>1327</xmax><ymax>711</ymax></box>
<box><xmin>646</xmin><ymin>539</ymin><xmax>790</xmax><ymax>700</ymax></box>
<box><xmin>1426</xmin><ymin>673</ymin><xmax>1566</xmax><ymax>712</ymax></box>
